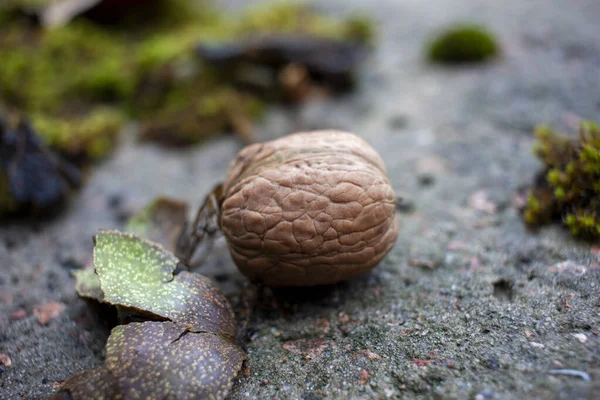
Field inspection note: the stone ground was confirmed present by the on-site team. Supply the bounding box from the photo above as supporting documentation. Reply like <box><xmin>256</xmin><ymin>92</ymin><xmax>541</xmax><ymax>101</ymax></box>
<box><xmin>1</xmin><ymin>0</ymin><xmax>600</xmax><ymax>399</ymax></box>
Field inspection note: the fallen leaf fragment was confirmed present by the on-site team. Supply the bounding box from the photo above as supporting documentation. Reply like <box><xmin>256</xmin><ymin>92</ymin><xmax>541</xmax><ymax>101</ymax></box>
<box><xmin>61</xmin><ymin>232</ymin><xmax>246</xmax><ymax>400</ymax></box>
<box><xmin>0</xmin><ymin>353</ymin><xmax>11</xmax><ymax>367</ymax></box>
<box><xmin>34</xmin><ymin>301</ymin><xmax>66</xmax><ymax>325</ymax></box>
<box><xmin>93</xmin><ymin>230</ymin><xmax>236</xmax><ymax>337</ymax></box>
<box><xmin>105</xmin><ymin>322</ymin><xmax>245</xmax><ymax>400</ymax></box>
<box><xmin>126</xmin><ymin>197</ymin><xmax>188</xmax><ymax>252</ymax></box>
<box><xmin>53</xmin><ymin>367</ymin><xmax>119</xmax><ymax>400</ymax></box>
<box><xmin>359</xmin><ymin>369</ymin><xmax>370</xmax><ymax>385</ymax></box>
<box><xmin>55</xmin><ymin>322</ymin><xmax>246</xmax><ymax>400</ymax></box>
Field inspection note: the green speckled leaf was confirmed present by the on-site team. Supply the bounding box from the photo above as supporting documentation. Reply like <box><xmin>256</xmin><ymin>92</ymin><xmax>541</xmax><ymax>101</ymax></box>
<box><xmin>105</xmin><ymin>321</ymin><xmax>245</xmax><ymax>400</ymax></box>
<box><xmin>52</xmin><ymin>367</ymin><xmax>119</xmax><ymax>400</ymax></box>
<box><xmin>126</xmin><ymin>196</ymin><xmax>188</xmax><ymax>252</ymax></box>
<box><xmin>94</xmin><ymin>230</ymin><xmax>236</xmax><ymax>337</ymax></box>
<box><xmin>73</xmin><ymin>268</ymin><xmax>104</xmax><ymax>302</ymax></box>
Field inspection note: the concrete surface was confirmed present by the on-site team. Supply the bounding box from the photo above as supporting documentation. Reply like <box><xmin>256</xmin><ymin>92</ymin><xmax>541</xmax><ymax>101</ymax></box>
<box><xmin>1</xmin><ymin>0</ymin><xmax>600</xmax><ymax>399</ymax></box>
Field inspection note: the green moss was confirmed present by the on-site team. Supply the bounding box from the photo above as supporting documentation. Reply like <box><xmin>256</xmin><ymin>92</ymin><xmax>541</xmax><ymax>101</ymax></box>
<box><xmin>0</xmin><ymin>0</ymin><xmax>374</xmax><ymax>155</ymax></box>
<box><xmin>427</xmin><ymin>23</ymin><xmax>499</xmax><ymax>64</ymax></box>
<box><xmin>233</xmin><ymin>2</ymin><xmax>374</xmax><ymax>45</ymax></box>
<box><xmin>523</xmin><ymin>121</ymin><xmax>600</xmax><ymax>239</ymax></box>
<box><xmin>235</xmin><ymin>2</ymin><xmax>328</xmax><ymax>36</ymax></box>
<box><xmin>32</xmin><ymin>108</ymin><xmax>125</xmax><ymax>160</ymax></box>
<box><xmin>343</xmin><ymin>15</ymin><xmax>376</xmax><ymax>45</ymax></box>
<box><xmin>0</xmin><ymin>22</ymin><xmax>131</xmax><ymax>112</ymax></box>
<box><xmin>139</xmin><ymin>87</ymin><xmax>264</xmax><ymax>145</ymax></box>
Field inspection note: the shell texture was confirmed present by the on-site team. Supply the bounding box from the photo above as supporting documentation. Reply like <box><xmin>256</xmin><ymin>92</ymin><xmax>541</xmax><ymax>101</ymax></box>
<box><xmin>220</xmin><ymin>130</ymin><xmax>398</xmax><ymax>286</ymax></box>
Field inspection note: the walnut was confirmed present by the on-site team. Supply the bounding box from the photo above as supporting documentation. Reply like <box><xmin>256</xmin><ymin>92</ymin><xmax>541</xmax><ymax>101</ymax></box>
<box><xmin>219</xmin><ymin>130</ymin><xmax>398</xmax><ymax>286</ymax></box>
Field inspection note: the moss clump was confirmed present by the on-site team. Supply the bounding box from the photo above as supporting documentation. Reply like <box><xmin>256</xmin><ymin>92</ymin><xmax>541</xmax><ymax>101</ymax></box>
<box><xmin>31</xmin><ymin>108</ymin><xmax>125</xmax><ymax>160</ymax></box>
<box><xmin>0</xmin><ymin>1</ymin><xmax>373</xmax><ymax>154</ymax></box>
<box><xmin>0</xmin><ymin>22</ymin><xmax>131</xmax><ymax>113</ymax></box>
<box><xmin>523</xmin><ymin>121</ymin><xmax>600</xmax><ymax>239</ymax></box>
<box><xmin>233</xmin><ymin>2</ymin><xmax>373</xmax><ymax>42</ymax></box>
<box><xmin>342</xmin><ymin>15</ymin><xmax>376</xmax><ymax>45</ymax></box>
<box><xmin>427</xmin><ymin>23</ymin><xmax>499</xmax><ymax>64</ymax></box>
<box><xmin>139</xmin><ymin>87</ymin><xmax>264</xmax><ymax>145</ymax></box>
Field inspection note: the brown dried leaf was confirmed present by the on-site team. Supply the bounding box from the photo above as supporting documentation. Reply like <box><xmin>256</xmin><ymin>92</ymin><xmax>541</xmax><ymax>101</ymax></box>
<box><xmin>105</xmin><ymin>322</ymin><xmax>245</xmax><ymax>400</ymax></box>
<box><xmin>52</xmin><ymin>367</ymin><xmax>119</xmax><ymax>400</ymax></box>
<box><xmin>359</xmin><ymin>369</ymin><xmax>370</xmax><ymax>385</ymax></box>
<box><xmin>126</xmin><ymin>196</ymin><xmax>188</xmax><ymax>252</ymax></box>
<box><xmin>0</xmin><ymin>353</ymin><xmax>11</xmax><ymax>367</ymax></box>
<box><xmin>34</xmin><ymin>301</ymin><xmax>66</xmax><ymax>325</ymax></box>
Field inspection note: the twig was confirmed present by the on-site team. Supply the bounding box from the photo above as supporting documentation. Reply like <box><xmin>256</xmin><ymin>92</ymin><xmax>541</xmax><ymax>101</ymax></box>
<box><xmin>548</xmin><ymin>369</ymin><xmax>591</xmax><ymax>381</ymax></box>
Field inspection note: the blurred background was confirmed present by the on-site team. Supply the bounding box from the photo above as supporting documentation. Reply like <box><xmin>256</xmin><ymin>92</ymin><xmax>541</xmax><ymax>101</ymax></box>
<box><xmin>1</xmin><ymin>0</ymin><xmax>600</xmax><ymax>399</ymax></box>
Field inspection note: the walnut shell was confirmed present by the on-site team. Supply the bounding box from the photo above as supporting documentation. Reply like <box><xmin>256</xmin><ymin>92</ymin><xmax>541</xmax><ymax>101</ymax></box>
<box><xmin>220</xmin><ymin>130</ymin><xmax>398</xmax><ymax>286</ymax></box>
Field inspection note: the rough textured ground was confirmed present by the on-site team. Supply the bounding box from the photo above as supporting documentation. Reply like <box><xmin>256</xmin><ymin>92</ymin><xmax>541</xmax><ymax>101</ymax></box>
<box><xmin>1</xmin><ymin>0</ymin><xmax>600</xmax><ymax>399</ymax></box>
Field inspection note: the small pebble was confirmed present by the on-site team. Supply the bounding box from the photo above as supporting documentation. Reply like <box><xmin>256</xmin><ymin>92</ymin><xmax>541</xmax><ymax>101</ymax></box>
<box><xmin>573</xmin><ymin>333</ymin><xmax>588</xmax><ymax>343</ymax></box>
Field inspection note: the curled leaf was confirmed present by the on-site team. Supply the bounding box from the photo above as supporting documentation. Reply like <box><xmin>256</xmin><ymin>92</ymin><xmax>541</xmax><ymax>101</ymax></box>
<box><xmin>104</xmin><ymin>321</ymin><xmax>245</xmax><ymax>400</ymax></box>
<box><xmin>125</xmin><ymin>196</ymin><xmax>188</xmax><ymax>252</ymax></box>
<box><xmin>93</xmin><ymin>230</ymin><xmax>236</xmax><ymax>337</ymax></box>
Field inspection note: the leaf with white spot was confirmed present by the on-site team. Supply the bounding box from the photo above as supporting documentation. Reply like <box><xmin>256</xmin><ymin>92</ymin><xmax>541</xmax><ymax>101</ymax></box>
<box><xmin>105</xmin><ymin>322</ymin><xmax>245</xmax><ymax>400</ymax></box>
<box><xmin>93</xmin><ymin>230</ymin><xmax>236</xmax><ymax>337</ymax></box>
<box><xmin>54</xmin><ymin>322</ymin><xmax>245</xmax><ymax>400</ymax></box>
<box><xmin>52</xmin><ymin>367</ymin><xmax>119</xmax><ymax>400</ymax></box>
